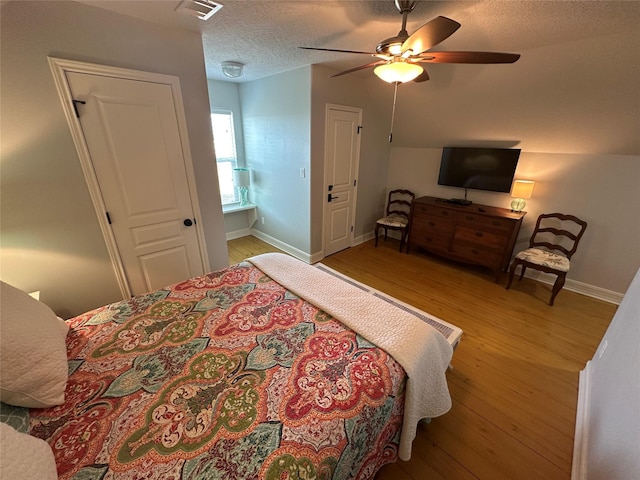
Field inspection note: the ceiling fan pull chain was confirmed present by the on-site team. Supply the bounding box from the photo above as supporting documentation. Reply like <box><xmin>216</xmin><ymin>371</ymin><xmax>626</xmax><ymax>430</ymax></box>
<box><xmin>389</xmin><ymin>81</ymin><xmax>399</xmax><ymax>143</ymax></box>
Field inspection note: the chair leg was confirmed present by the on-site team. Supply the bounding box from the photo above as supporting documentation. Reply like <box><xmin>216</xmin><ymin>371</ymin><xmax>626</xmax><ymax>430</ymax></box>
<box><xmin>374</xmin><ymin>225</ymin><xmax>380</xmax><ymax>247</ymax></box>
<box><xmin>399</xmin><ymin>229</ymin><xmax>406</xmax><ymax>252</ymax></box>
<box><xmin>506</xmin><ymin>259</ymin><xmax>519</xmax><ymax>289</ymax></box>
<box><xmin>518</xmin><ymin>265</ymin><xmax>527</xmax><ymax>282</ymax></box>
<box><xmin>549</xmin><ymin>272</ymin><xmax>566</xmax><ymax>306</ymax></box>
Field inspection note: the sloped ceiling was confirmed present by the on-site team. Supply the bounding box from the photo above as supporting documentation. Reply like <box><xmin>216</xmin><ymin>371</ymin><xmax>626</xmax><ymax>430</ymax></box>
<box><xmin>76</xmin><ymin>0</ymin><xmax>640</xmax><ymax>155</ymax></box>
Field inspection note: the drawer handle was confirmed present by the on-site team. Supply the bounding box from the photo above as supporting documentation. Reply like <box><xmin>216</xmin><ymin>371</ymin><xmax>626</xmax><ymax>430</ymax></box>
<box><xmin>475</xmin><ymin>232</ymin><xmax>484</xmax><ymax>237</ymax></box>
<box><xmin>466</xmin><ymin>215</ymin><xmax>474</xmax><ymax>221</ymax></box>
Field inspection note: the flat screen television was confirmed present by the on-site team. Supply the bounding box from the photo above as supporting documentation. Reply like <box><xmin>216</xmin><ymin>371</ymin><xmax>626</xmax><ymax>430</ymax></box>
<box><xmin>438</xmin><ymin>147</ymin><xmax>520</xmax><ymax>201</ymax></box>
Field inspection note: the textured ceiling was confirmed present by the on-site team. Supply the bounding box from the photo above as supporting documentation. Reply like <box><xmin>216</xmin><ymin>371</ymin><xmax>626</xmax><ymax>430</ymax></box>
<box><xmin>75</xmin><ymin>0</ymin><xmax>640</xmax><ymax>154</ymax></box>
<box><xmin>78</xmin><ymin>0</ymin><xmax>640</xmax><ymax>83</ymax></box>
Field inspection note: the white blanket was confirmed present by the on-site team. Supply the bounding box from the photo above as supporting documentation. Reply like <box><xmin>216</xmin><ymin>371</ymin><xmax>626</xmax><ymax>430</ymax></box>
<box><xmin>248</xmin><ymin>253</ymin><xmax>453</xmax><ymax>461</ymax></box>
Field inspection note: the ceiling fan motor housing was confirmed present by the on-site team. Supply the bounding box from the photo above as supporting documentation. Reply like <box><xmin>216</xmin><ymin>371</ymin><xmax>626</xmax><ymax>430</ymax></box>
<box><xmin>376</xmin><ymin>33</ymin><xmax>409</xmax><ymax>55</ymax></box>
<box><xmin>378</xmin><ymin>0</ymin><xmax>416</xmax><ymax>55</ymax></box>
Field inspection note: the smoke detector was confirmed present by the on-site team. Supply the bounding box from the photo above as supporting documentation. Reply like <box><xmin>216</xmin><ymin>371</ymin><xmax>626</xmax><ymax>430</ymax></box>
<box><xmin>176</xmin><ymin>0</ymin><xmax>223</xmax><ymax>21</ymax></box>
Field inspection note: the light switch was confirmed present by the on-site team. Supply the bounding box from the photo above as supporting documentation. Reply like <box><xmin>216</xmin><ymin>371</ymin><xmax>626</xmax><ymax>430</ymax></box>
<box><xmin>300</xmin><ymin>168</ymin><xmax>306</xmax><ymax>178</ymax></box>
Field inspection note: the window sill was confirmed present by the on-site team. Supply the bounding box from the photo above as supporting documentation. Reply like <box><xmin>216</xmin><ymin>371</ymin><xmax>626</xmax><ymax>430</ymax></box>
<box><xmin>223</xmin><ymin>203</ymin><xmax>256</xmax><ymax>214</ymax></box>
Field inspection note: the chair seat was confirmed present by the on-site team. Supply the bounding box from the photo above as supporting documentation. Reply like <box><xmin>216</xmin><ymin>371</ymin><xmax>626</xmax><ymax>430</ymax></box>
<box><xmin>376</xmin><ymin>214</ymin><xmax>408</xmax><ymax>228</ymax></box>
<box><xmin>515</xmin><ymin>248</ymin><xmax>570</xmax><ymax>272</ymax></box>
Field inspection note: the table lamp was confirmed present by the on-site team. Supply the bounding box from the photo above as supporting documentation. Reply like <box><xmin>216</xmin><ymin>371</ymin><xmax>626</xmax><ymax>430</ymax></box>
<box><xmin>510</xmin><ymin>180</ymin><xmax>535</xmax><ymax>212</ymax></box>
<box><xmin>232</xmin><ymin>168</ymin><xmax>250</xmax><ymax>206</ymax></box>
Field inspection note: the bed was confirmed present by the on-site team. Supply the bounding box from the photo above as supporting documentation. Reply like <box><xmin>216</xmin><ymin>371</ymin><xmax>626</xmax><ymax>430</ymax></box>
<box><xmin>0</xmin><ymin>253</ymin><xmax>461</xmax><ymax>480</ymax></box>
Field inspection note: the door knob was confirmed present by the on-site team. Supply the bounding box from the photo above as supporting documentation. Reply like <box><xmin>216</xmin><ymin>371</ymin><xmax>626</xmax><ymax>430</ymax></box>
<box><xmin>183</xmin><ymin>219</ymin><xmax>193</xmax><ymax>227</ymax></box>
<box><xmin>328</xmin><ymin>194</ymin><xmax>340</xmax><ymax>202</ymax></box>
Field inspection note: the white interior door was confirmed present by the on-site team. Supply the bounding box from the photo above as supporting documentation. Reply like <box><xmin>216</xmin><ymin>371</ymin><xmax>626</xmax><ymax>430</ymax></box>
<box><xmin>324</xmin><ymin>105</ymin><xmax>362</xmax><ymax>256</ymax></box>
<box><xmin>63</xmin><ymin>69</ymin><xmax>207</xmax><ymax>295</ymax></box>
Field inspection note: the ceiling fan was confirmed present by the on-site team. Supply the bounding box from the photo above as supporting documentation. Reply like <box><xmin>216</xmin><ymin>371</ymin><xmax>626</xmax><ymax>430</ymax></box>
<box><xmin>300</xmin><ymin>0</ymin><xmax>520</xmax><ymax>141</ymax></box>
<box><xmin>300</xmin><ymin>0</ymin><xmax>520</xmax><ymax>84</ymax></box>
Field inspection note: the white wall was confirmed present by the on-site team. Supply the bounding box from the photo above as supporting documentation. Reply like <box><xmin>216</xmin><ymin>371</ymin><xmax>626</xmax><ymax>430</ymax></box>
<box><xmin>573</xmin><ymin>268</ymin><xmax>640</xmax><ymax>480</ymax></box>
<box><xmin>388</xmin><ymin>147</ymin><xmax>640</xmax><ymax>295</ymax></box>
<box><xmin>239</xmin><ymin>67</ymin><xmax>312</xmax><ymax>254</ymax></box>
<box><xmin>0</xmin><ymin>1</ymin><xmax>228</xmax><ymax>317</ymax></box>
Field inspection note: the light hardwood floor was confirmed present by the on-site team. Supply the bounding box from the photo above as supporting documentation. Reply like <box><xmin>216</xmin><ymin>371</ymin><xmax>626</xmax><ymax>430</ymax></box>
<box><xmin>227</xmin><ymin>235</ymin><xmax>616</xmax><ymax>480</ymax></box>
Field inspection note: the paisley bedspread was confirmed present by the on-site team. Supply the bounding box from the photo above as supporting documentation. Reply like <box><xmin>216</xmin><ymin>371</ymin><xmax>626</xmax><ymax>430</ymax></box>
<box><xmin>28</xmin><ymin>261</ymin><xmax>407</xmax><ymax>480</ymax></box>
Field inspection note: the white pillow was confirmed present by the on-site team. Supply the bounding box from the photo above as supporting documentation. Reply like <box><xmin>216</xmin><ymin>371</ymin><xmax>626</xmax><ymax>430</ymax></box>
<box><xmin>0</xmin><ymin>281</ymin><xmax>69</xmax><ymax>408</ymax></box>
<box><xmin>0</xmin><ymin>422</ymin><xmax>57</xmax><ymax>480</ymax></box>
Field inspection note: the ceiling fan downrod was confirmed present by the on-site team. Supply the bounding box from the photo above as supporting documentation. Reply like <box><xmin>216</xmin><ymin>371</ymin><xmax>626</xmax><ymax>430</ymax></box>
<box><xmin>377</xmin><ymin>0</ymin><xmax>418</xmax><ymax>55</ymax></box>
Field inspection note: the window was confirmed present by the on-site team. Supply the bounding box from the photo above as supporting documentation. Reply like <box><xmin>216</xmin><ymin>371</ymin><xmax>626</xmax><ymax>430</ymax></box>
<box><xmin>211</xmin><ymin>110</ymin><xmax>238</xmax><ymax>205</ymax></box>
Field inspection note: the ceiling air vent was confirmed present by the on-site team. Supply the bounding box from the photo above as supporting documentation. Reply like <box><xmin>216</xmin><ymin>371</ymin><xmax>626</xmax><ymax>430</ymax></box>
<box><xmin>176</xmin><ymin>0</ymin><xmax>223</xmax><ymax>21</ymax></box>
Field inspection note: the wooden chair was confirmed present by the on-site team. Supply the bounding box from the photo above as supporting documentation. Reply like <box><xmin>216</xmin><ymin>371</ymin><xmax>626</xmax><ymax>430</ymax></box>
<box><xmin>506</xmin><ymin>213</ymin><xmax>588</xmax><ymax>305</ymax></box>
<box><xmin>375</xmin><ymin>189</ymin><xmax>415</xmax><ymax>252</ymax></box>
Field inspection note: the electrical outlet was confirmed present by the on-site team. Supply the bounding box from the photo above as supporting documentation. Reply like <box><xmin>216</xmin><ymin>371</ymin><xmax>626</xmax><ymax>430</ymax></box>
<box><xmin>261</xmin><ymin>216</ymin><xmax>265</xmax><ymax>225</ymax></box>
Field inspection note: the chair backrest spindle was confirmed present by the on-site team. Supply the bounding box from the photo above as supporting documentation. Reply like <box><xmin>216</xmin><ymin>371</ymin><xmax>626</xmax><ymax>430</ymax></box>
<box><xmin>529</xmin><ymin>213</ymin><xmax>588</xmax><ymax>260</ymax></box>
<box><xmin>386</xmin><ymin>189</ymin><xmax>415</xmax><ymax>220</ymax></box>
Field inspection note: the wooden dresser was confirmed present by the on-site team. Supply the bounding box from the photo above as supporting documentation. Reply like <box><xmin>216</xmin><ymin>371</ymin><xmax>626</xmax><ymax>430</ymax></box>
<box><xmin>407</xmin><ymin>196</ymin><xmax>526</xmax><ymax>281</ymax></box>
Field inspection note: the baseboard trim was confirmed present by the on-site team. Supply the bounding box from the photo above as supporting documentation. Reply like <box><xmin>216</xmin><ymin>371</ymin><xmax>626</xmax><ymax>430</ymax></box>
<box><xmin>354</xmin><ymin>232</ymin><xmax>375</xmax><ymax>245</ymax></box>
<box><xmin>226</xmin><ymin>228</ymin><xmax>252</xmax><ymax>241</ymax></box>
<box><xmin>239</xmin><ymin>231</ymin><xmax>623</xmax><ymax>305</ymax></box>
<box><xmin>522</xmin><ymin>270</ymin><xmax>623</xmax><ymax>305</ymax></box>
<box><xmin>249</xmin><ymin>229</ymin><xmax>313</xmax><ymax>264</ymax></box>
<box><xmin>572</xmin><ymin>362</ymin><xmax>592</xmax><ymax>480</ymax></box>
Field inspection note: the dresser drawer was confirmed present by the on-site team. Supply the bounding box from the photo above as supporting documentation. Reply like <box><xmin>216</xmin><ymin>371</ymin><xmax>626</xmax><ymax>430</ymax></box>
<box><xmin>413</xmin><ymin>204</ymin><xmax>455</xmax><ymax>219</ymax></box>
<box><xmin>454</xmin><ymin>226</ymin><xmax>509</xmax><ymax>250</ymax></box>
<box><xmin>409</xmin><ymin>228</ymin><xmax>451</xmax><ymax>251</ymax></box>
<box><xmin>412</xmin><ymin>214</ymin><xmax>455</xmax><ymax>235</ymax></box>
<box><xmin>450</xmin><ymin>242</ymin><xmax>503</xmax><ymax>267</ymax></box>
<box><xmin>457</xmin><ymin>212</ymin><xmax>514</xmax><ymax>231</ymax></box>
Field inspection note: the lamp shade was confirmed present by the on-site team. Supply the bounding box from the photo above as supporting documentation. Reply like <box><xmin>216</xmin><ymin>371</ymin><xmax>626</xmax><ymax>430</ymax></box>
<box><xmin>232</xmin><ymin>168</ymin><xmax>250</xmax><ymax>188</ymax></box>
<box><xmin>511</xmin><ymin>180</ymin><xmax>535</xmax><ymax>199</ymax></box>
<box><xmin>374</xmin><ymin>61</ymin><xmax>423</xmax><ymax>83</ymax></box>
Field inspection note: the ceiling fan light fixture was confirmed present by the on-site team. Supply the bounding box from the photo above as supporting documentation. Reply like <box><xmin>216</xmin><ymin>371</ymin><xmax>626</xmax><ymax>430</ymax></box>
<box><xmin>221</xmin><ymin>61</ymin><xmax>244</xmax><ymax>78</ymax></box>
<box><xmin>374</xmin><ymin>61</ymin><xmax>423</xmax><ymax>83</ymax></box>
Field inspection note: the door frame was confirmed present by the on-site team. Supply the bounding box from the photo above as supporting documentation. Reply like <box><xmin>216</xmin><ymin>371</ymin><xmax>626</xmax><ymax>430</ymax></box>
<box><xmin>48</xmin><ymin>57</ymin><xmax>210</xmax><ymax>298</ymax></box>
<box><xmin>322</xmin><ymin>103</ymin><xmax>362</xmax><ymax>257</ymax></box>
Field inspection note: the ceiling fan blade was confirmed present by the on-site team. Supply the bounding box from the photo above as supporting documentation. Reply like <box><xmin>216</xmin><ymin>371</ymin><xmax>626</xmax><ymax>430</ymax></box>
<box><xmin>413</xmin><ymin>70</ymin><xmax>430</xmax><ymax>82</ymax></box>
<box><xmin>416</xmin><ymin>51</ymin><xmax>521</xmax><ymax>64</ymax></box>
<box><xmin>401</xmin><ymin>16</ymin><xmax>461</xmax><ymax>56</ymax></box>
<box><xmin>330</xmin><ymin>60</ymin><xmax>386</xmax><ymax>78</ymax></box>
<box><xmin>299</xmin><ymin>46</ymin><xmax>376</xmax><ymax>55</ymax></box>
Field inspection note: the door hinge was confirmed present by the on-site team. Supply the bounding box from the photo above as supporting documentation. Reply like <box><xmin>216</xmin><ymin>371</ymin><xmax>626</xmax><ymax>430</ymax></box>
<box><xmin>357</xmin><ymin>125</ymin><xmax>363</xmax><ymax>134</ymax></box>
<box><xmin>72</xmin><ymin>99</ymin><xmax>86</xmax><ymax>118</ymax></box>
<box><xmin>106</xmin><ymin>211</ymin><xmax>112</xmax><ymax>224</ymax></box>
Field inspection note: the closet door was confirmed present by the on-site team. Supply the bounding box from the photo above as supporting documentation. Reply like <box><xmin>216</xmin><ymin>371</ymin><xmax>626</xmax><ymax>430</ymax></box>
<box><xmin>51</xmin><ymin>59</ymin><xmax>209</xmax><ymax>296</ymax></box>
